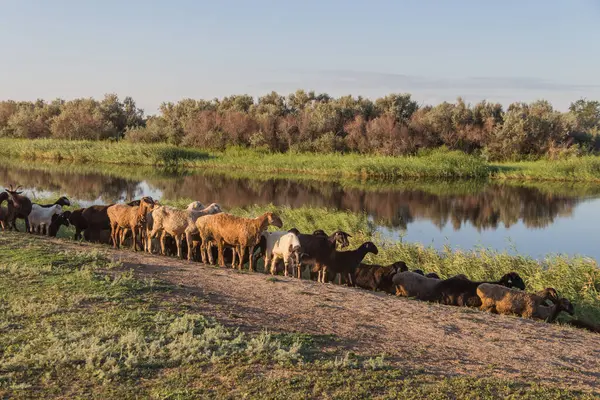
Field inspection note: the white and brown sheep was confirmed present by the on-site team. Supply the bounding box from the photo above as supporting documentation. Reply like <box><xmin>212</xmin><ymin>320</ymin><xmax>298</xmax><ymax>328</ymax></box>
<box><xmin>261</xmin><ymin>231</ymin><xmax>302</xmax><ymax>276</ymax></box>
<box><xmin>476</xmin><ymin>284</ymin><xmax>573</xmax><ymax>322</ymax></box>
<box><xmin>196</xmin><ymin>212</ymin><xmax>283</xmax><ymax>271</ymax></box>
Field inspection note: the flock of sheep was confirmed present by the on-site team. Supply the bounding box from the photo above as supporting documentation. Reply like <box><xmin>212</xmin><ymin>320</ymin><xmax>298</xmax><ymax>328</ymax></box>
<box><xmin>0</xmin><ymin>185</ymin><xmax>591</xmax><ymax>329</ymax></box>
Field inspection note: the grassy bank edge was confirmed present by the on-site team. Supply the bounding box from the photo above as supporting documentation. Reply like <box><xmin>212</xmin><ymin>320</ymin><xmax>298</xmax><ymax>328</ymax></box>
<box><xmin>4</xmin><ymin>138</ymin><xmax>600</xmax><ymax>181</ymax></box>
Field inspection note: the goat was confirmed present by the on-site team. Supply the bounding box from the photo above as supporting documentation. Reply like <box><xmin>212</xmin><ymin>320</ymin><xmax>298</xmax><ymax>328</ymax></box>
<box><xmin>197</xmin><ymin>212</ymin><xmax>283</xmax><ymax>271</ymax></box>
<box><xmin>354</xmin><ymin>261</ymin><xmax>408</xmax><ymax>293</ymax></box>
<box><xmin>317</xmin><ymin>242</ymin><xmax>379</xmax><ymax>286</ymax></box>
<box><xmin>477</xmin><ymin>284</ymin><xmax>573</xmax><ymax>322</ymax></box>
<box><xmin>0</xmin><ymin>185</ymin><xmax>33</xmax><ymax>231</ymax></box>
<box><xmin>28</xmin><ymin>204</ymin><xmax>63</xmax><ymax>235</ymax></box>
<box><xmin>429</xmin><ymin>272</ymin><xmax>526</xmax><ymax>307</ymax></box>
<box><xmin>48</xmin><ymin>211</ymin><xmax>72</xmax><ymax>237</ymax></box>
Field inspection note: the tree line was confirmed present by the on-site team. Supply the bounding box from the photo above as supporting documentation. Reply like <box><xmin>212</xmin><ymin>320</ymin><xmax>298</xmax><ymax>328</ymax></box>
<box><xmin>1</xmin><ymin>91</ymin><xmax>599</xmax><ymax>160</ymax></box>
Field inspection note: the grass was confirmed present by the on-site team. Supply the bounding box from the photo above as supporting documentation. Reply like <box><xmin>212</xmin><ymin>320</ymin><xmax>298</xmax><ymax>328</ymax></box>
<box><xmin>0</xmin><ymin>233</ymin><xmax>597</xmax><ymax>399</ymax></box>
<box><xmin>4</xmin><ymin>138</ymin><xmax>600</xmax><ymax>181</ymax></box>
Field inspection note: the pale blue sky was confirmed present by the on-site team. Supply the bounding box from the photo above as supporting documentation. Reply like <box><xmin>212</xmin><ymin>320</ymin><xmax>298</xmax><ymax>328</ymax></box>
<box><xmin>1</xmin><ymin>0</ymin><xmax>599</xmax><ymax>113</ymax></box>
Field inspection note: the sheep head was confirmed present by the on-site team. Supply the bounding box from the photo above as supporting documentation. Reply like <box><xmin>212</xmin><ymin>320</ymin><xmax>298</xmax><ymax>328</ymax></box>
<box><xmin>391</xmin><ymin>261</ymin><xmax>408</xmax><ymax>273</ymax></box>
<box><xmin>558</xmin><ymin>298</ymin><xmax>575</xmax><ymax>316</ymax></box>
<box><xmin>265</xmin><ymin>212</ymin><xmax>283</xmax><ymax>228</ymax></box>
<box><xmin>500</xmin><ymin>272</ymin><xmax>526</xmax><ymax>290</ymax></box>
<box><xmin>186</xmin><ymin>201</ymin><xmax>205</xmax><ymax>211</ymax></box>
<box><xmin>540</xmin><ymin>287</ymin><xmax>560</xmax><ymax>304</ymax></box>
<box><xmin>362</xmin><ymin>241</ymin><xmax>379</xmax><ymax>255</ymax></box>
<box><xmin>332</xmin><ymin>230</ymin><xmax>352</xmax><ymax>248</ymax></box>
<box><xmin>204</xmin><ymin>203</ymin><xmax>222</xmax><ymax>215</ymax></box>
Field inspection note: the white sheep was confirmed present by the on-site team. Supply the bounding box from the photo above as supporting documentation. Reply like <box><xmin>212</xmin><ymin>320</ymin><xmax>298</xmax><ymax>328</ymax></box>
<box><xmin>262</xmin><ymin>231</ymin><xmax>302</xmax><ymax>276</ymax></box>
<box><xmin>27</xmin><ymin>204</ymin><xmax>63</xmax><ymax>235</ymax></box>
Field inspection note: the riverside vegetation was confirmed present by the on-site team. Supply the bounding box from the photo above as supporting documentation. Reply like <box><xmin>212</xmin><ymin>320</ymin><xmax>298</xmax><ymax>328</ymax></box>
<box><xmin>4</xmin><ymin>139</ymin><xmax>600</xmax><ymax>181</ymax></box>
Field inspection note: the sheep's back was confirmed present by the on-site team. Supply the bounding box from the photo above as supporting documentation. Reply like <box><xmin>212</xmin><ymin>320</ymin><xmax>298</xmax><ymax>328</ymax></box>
<box><xmin>393</xmin><ymin>271</ymin><xmax>439</xmax><ymax>300</ymax></box>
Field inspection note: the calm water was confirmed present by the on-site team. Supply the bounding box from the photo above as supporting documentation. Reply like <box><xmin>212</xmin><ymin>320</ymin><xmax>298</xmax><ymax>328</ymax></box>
<box><xmin>1</xmin><ymin>161</ymin><xmax>599</xmax><ymax>261</ymax></box>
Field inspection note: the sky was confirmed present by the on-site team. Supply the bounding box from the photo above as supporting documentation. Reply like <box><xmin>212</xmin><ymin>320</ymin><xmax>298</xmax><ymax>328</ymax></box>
<box><xmin>1</xmin><ymin>0</ymin><xmax>599</xmax><ymax>114</ymax></box>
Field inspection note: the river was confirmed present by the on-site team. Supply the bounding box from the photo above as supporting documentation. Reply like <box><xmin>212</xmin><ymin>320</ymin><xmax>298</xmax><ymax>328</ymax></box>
<box><xmin>0</xmin><ymin>160</ymin><xmax>598</xmax><ymax>261</ymax></box>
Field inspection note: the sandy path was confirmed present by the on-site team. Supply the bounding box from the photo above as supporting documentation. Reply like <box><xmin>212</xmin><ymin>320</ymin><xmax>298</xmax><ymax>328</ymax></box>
<box><xmin>53</xmin><ymin>238</ymin><xmax>600</xmax><ymax>393</ymax></box>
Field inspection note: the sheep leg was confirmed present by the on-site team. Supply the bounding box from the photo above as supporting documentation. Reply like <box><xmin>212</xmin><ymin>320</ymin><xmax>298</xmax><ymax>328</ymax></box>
<box><xmin>186</xmin><ymin>231</ymin><xmax>194</xmax><ymax>261</ymax></box>
<box><xmin>270</xmin><ymin>255</ymin><xmax>279</xmax><ymax>276</ymax></box>
<box><xmin>207</xmin><ymin>241</ymin><xmax>215</xmax><ymax>265</ymax></box>
<box><xmin>238</xmin><ymin>246</ymin><xmax>247</xmax><ymax>270</ymax></box>
<box><xmin>265</xmin><ymin>253</ymin><xmax>272</xmax><ymax>274</ymax></box>
<box><xmin>348</xmin><ymin>271</ymin><xmax>356</xmax><ymax>287</ymax></box>
<box><xmin>175</xmin><ymin>235</ymin><xmax>183</xmax><ymax>259</ymax></box>
<box><xmin>132</xmin><ymin>227</ymin><xmax>138</xmax><ymax>251</ymax></box>
<box><xmin>248</xmin><ymin>245</ymin><xmax>255</xmax><ymax>271</ymax></box>
<box><xmin>159</xmin><ymin>231</ymin><xmax>167</xmax><ymax>256</ymax></box>
<box><xmin>283</xmin><ymin>260</ymin><xmax>289</xmax><ymax>277</ymax></box>
<box><xmin>199</xmin><ymin>241</ymin><xmax>207</xmax><ymax>264</ymax></box>
<box><xmin>110</xmin><ymin>223</ymin><xmax>117</xmax><ymax>248</ymax></box>
<box><xmin>217</xmin><ymin>240</ymin><xmax>225</xmax><ymax>267</ymax></box>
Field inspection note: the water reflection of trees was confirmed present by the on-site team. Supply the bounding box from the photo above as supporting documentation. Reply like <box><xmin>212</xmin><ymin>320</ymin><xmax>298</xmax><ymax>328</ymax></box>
<box><xmin>0</xmin><ymin>165</ymin><xmax>585</xmax><ymax>231</ymax></box>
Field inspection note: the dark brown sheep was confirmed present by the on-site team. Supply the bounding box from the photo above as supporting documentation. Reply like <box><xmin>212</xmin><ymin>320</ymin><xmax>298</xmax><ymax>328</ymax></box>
<box><xmin>354</xmin><ymin>261</ymin><xmax>408</xmax><ymax>293</ymax></box>
<box><xmin>317</xmin><ymin>242</ymin><xmax>379</xmax><ymax>286</ymax></box>
<box><xmin>48</xmin><ymin>211</ymin><xmax>72</xmax><ymax>237</ymax></box>
<box><xmin>429</xmin><ymin>272</ymin><xmax>526</xmax><ymax>307</ymax></box>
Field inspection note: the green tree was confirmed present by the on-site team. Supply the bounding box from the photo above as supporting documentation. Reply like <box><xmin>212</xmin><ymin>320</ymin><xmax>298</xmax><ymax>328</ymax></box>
<box><xmin>51</xmin><ymin>98</ymin><xmax>116</xmax><ymax>140</ymax></box>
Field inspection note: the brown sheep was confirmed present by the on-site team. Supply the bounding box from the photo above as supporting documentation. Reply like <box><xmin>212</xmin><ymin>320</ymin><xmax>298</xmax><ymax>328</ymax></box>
<box><xmin>477</xmin><ymin>284</ymin><xmax>572</xmax><ymax>322</ymax></box>
<box><xmin>197</xmin><ymin>212</ymin><xmax>283</xmax><ymax>271</ymax></box>
<box><xmin>354</xmin><ymin>261</ymin><xmax>408</xmax><ymax>293</ymax></box>
<box><xmin>107</xmin><ymin>197</ymin><xmax>154</xmax><ymax>251</ymax></box>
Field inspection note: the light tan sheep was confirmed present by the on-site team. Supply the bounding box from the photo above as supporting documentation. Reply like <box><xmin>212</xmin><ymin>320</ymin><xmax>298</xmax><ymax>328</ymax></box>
<box><xmin>392</xmin><ymin>271</ymin><xmax>440</xmax><ymax>300</ymax></box>
<box><xmin>149</xmin><ymin>202</ymin><xmax>221</xmax><ymax>259</ymax></box>
<box><xmin>196</xmin><ymin>212</ymin><xmax>283</xmax><ymax>271</ymax></box>
<box><xmin>107</xmin><ymin>197</ymin><xmax>154</xmax><ymax>251</ymax></box>
<box><xmin>184</xmin><ymin>203</ymin><xmax>222</xmax><ymax>260</ymax></box>
<box><xmin>477</xmin><ymin>283</ymin><xmax>573</xmax><ymax>322</ymax></box>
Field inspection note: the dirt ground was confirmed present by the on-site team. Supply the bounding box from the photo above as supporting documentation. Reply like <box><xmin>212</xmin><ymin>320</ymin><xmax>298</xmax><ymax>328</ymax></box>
<box><xmin>52</xmin><ymin>238</ymin><xmax>600</xmax><ymax>393</ymax></box>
